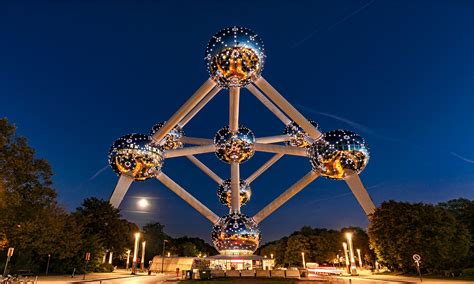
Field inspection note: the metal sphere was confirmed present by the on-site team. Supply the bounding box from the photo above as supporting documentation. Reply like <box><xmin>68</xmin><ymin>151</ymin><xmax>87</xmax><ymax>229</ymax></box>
<box><xmin>214</xmin><ymin>126</ymin><xmax>255</xmax><ymax>164</ymax></box>
<box><xmin>108</xmin><ymin>134</ymin><xmax>164</xmax><ymax>181</ymax></box>
<box><xmin>309</xmin><ymin>129</ymin><xmax>369</xmax><ymax>180</ymax></box>
<box><xmin>284</xmin><ymin>120</ymin><xmax>320</xmax><ymax>148</ymax></box>
<box><xmin>211</xmin><ymin>213</ymin><xmax>261</xmax><ymax>256</ymax></box>
<box><xmin>217</xmin><ymin>179</ymin><xmax>252</xmax><ymax>208</ymax></box>
<box><xmin>205</xmin><ymin>26</ymin><xmax>265</xmax><ymax>88</ymax></box>
<box><xmin>149</xmin><ymin>121</ymin><xmax>184</xmax><ymax>150</ymax></box>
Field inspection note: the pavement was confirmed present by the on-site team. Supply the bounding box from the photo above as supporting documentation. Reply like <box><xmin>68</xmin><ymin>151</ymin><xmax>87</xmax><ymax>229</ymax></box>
<box><xmin>19</xmin><ymin>269</ymin><xmax>474</xmax><ymax>284</ymax></box>
<box><xmin>33</xmin><ymin>270</ymin><xmax>179</xmax><ymax>284</ymax></box>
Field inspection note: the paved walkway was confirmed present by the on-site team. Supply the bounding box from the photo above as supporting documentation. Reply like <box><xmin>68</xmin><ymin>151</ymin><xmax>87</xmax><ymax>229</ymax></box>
<box><xmin>33</xmin><ymin>270</ymin><xmax>176</xmax><ymax>284</ymax></box>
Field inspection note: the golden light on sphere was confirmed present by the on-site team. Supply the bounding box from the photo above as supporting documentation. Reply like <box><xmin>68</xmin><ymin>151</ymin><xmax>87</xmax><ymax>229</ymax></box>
<box><xmin>309</xmin><ymin>129</ymin><xmax>369</xmax><ymax>180</ymax></box>
<box><xmin>205</xmin><ymin>26</ymin><xmax>265</xmax><ymax>88</ymax></box>
<box><xmin>138</xmin><ymin>198</ymin><xmax>149</xmax><ymax>208</ymax></box>
<box><xmin>108</xmin><ymin>133</ymin><xmax>164</xmax><ymax>181</ymax></box>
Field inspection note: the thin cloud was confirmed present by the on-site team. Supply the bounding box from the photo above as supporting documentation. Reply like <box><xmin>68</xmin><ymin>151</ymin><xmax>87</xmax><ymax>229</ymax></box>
<box><xmin>88</xmin><ymin>165</ymin><xmax>109</xmax><ymax>181</ymax></box>
<box><xmin>291</xmin><ymin>0</ymin><xmax>376</xmax><ymax>49</ymax></box>
<box><xmin>450</xmin><ymin>152</ymin><xmax>474</xmax><ymax>164</ymax></box>
<box><xmin>297</xmin><ymin>104</ymin><xmax>474</xmax><ymax>166</ymax></box>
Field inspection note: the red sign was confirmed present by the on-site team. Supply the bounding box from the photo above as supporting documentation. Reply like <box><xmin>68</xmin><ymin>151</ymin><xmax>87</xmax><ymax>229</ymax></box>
<box><xmin>7</xmin><ymin>247</ymin><xmax>14</xmax><ymax>257</ymax></box>
<box><xmin>85</xmin><ymin>252</ymin><xmax>91</xmax><ymax>261</ymax></box>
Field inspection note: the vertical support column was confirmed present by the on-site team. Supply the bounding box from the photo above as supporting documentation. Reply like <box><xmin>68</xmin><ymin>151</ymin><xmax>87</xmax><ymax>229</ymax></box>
<box><xmin>230</xmin><ymin>162</ymin><xmax>241</xmax><ymax>213</ymax></box>
<box><xmin>229</xmin><ymin>87</ymin><xmax>240</xmax><ymax>131</ymax></box>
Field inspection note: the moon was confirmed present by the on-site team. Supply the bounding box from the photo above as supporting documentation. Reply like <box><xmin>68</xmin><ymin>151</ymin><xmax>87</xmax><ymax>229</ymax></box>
<box><xmin>138</xmin><ymin>198</ymin><xmax>149</xmax><ymax>208</ymax></box>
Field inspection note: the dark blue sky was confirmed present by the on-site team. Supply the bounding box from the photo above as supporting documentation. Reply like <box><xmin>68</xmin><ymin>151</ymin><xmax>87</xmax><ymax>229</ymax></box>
<box><xmin>2</xmin><ymin>0</ymin><xmax>474</xmax><ymax>243</ymax></box>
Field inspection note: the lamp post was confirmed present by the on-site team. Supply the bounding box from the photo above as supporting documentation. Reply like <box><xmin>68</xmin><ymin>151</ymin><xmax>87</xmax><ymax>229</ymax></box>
<box><xmin>45</xmin><ymin>254</ymin><xmax>51</xmax><ymax>276</ymax></box>
<box><xmin>132</xmin><ymin>232</ymin><xmax>140</xmax><ymax>275</ymax></box>
<box><xmin>342</xmin><ymin>242</ymin><xmax>350</xmax><ymax>274</ymax></box>
<box><xmin>161</xmin><ymin>240</ymin><xmax>168</xmax><ymax>274</ymax></box>
<box><xmin>126</xmin><ymin>250</ymin><xmax>131</xmax><ymax>270</ymax></box>
<box><xmin>301</xmin><ymin>252</ymin><xmax>306</xmax><ymax>269</ymax></box>
<box><xmin>357</xmin><ymin>248</ymin><xmax>363</xmax><ymax>267</ymax></box>
<box><xmin>346</xmin><ymin>232</ymin><xmax>358</xmax><ymax>275</ymax></box>
<box><xmin>141</xmin><ymin>241</ymin><xmax>146</xmax><ymax>271</ymax></box>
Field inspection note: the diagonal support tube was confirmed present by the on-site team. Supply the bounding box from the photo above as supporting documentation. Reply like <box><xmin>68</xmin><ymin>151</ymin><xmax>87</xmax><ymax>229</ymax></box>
<box><xmin>247</xmin><ymin>84</ymin><xmax>291</xmax><ymax>125</ymax></box>
<box><xmin>344</xmin><ymin>174</ymin><xmax>376</xmax><ymax>216</ymax></box>
<box><xmin>109</xmin><ymin>175</ymin><xmax>134</xmax><ymax>208</ymax></box>
<box><xmin>254</xmin><ymin>143</ymin><xmax>308</xmax><ymax>157</ymax></box>
<box><xmin>246</xmin><ymin>154</ymin><xmax>284</xmax><ymax>184</ymax></box>
<box><xmin>152</xmin><ymin>79</ymin><xmax>217</xmax><ymax>144</ymax></box>
<box><xmin>156</xmin><ymin>172</ymin><xmax>219</xmax><ymax>224</ymax></box>
<box><xmin>186</xmin><ymin>155</ymin><xmax>223</xmax><ymax>184</ymax></box>
<box><xmin>179</xmin><ymin>86</ymin><xmax>222</xmax><ymax>127</ymax></box>
<box><xmin>231</xmin><ymin>162</ymin><xmax>241</xmax><ymax>213</ymax></box>
<box><xmin>165</xmin><ymin>144</ymin><xmax>215</xmax><ymax>158</ymax></box>
<box><xmin>253</xmin><ymin>171</ymin><xmax>319</xmax><ymax>224</ymax></box>
<box><xmin>253</xmin><ymin>77</ymin><xmax>322</xmax><ymax>140</ymax></box>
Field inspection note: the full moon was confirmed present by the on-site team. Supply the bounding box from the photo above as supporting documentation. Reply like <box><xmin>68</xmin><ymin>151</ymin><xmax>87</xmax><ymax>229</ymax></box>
<box><xmin>138</xmin><ymin>198</ymin><xmax>149</xmax><ymax>208</ymax></box>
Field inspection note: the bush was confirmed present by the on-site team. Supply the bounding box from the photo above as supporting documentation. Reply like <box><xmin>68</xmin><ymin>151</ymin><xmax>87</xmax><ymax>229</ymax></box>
<box><xmin>462</xmin><ymin>268</ymin><xmax>474</xmax><ymax>277</ymax></box>
<box><xmin>94</xmin><ymin>263</ymin><xmax>114</xmax><ymax>273</ymax></box>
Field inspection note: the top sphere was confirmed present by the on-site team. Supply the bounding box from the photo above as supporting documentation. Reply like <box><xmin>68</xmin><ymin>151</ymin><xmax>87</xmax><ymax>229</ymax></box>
<box><xmin>309</xmin><ymin>129</ymin><xmax>369</xmax><ymax>180</ymax></box>
<box><xmin>205</xmin><ymin>26</ymin><xmax>265</xmax><ymax>88</ymax></box>
<box><xmin>108</xmin><ymin>134</ymin><xmax>164</xmax><ymax>181</ymax></box>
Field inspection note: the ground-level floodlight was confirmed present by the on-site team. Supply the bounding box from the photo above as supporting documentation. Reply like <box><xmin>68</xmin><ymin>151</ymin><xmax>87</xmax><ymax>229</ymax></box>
<box><xmin>107</xmin><ymin>26</ymin><xmax>376</xmax><ymax>257</ymax></box>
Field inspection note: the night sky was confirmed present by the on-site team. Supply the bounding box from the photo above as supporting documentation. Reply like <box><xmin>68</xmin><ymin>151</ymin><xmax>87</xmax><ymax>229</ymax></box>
<box><xmin>2</xmin><ymin>0</ymin><xmax>474</xmax><ymax>244</ymax></box>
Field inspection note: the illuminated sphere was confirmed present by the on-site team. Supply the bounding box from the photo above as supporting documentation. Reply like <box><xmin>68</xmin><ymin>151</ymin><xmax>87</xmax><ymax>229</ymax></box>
<box><xmin>108</xmin><ymin>134</ymin><xmax>164</xmax><ymax>181</ymax></box>
<box><xmin>205</xmin><ymin>26</ymin><xmax>265</xmax><ymax>88</ymax></box>
<box><xmin>284</xmin><ymin>120</ymin><xmax>320</xmax><ymax>148</ymax></box>
<box><xmin>149</xmin><ymin>121</ymin><xmax>184</xmax><ymax>150</ymax></box>
<box><xmin>211</xmin><ymin>213</ymin><xmax>261</xmax><ymax>256</ymax></box>
<box><xmin>309</xmin><ymin>129</ymin><xmax>369</xmax><ymax>180</ymax></box>
<box><xmin>214</xmin><ymin>126</ymin><xmax>255</xmax><ymax>164</ymax></box>
<box><xmin>217</xmin><ymin>179</ymin><xmax>252</xmax><ymax>208</ymax></box>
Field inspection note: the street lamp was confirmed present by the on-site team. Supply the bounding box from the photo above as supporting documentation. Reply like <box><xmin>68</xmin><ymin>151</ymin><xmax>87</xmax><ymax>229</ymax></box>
<box><xmin>141</xmin><ymin>241</ymin><xmax>146</xmax><ymax>271</ymax></box>
<box><xmin>270</xmin><ymin>253</ymin><xmax>274</xmax><ymax>259</ymax></box>
<box><xmin>45</xmin><ymin>254</ymin><xmax>51</xmax><ymax>276</ymax></box>
<box><xmin>342</xmin><ymin>242</ymin><xmax>350</xmax><ymax>274</ymax></box>
<box><xmin>345</xmin><ymin>232</ymin><xmax>358</xmax><ymax>275</ymax></box>
<box><xmin>161</xmin><ymin>239</ymin><xmax>169</xmax><ymax>274</ymax></box>
<box><xmin>357</xmin><ymin>248</ymin><xmax>363</xmax><ymax>267</ymax></box>
<box><xmin>132</xmin><ymin>232</ymin><xmax>140</xmax><ymax>275</ymax></box>
<box><xmin>126</xmin><ymin>250</ymin><xmax>131</xmax><ymax>270</ymax></box>
<box><xmin>301</xmin><ymin>252</ymin><xmax>306</xmax><ymax>269</ymax></box>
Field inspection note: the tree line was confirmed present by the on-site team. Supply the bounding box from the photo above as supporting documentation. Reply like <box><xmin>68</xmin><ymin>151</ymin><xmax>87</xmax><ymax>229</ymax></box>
<box><xmin>0</xmin><ymin>118</ymin><xmax>215</xmax><ymax>274</ymax></box>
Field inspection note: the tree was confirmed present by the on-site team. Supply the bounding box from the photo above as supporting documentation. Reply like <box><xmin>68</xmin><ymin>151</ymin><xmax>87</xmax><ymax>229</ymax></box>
<box><xmin>284</xmin><ymin>234</ymin><xmax>310</xmax><ymax>266</ymax></box>
<box><xmin>439</xmin><ymin>198</ymin><xmax>474</xmax><ymax>266</ymax></box>
<box><xmin>0</xmin><ymin>118</ymin><xmax>81</xmax><ymax>272</ymax></box>
<box><xmin>142</xmin><ymin>222</ymin><xmax>169</xmax><ymax>262</ymax></box>
<box><xmin>369</xmin><ymin>200</ymin><xmax>470</xmax><ymax>273</ymax></box>
<box><xmin>73</xmin><ymin>198</ymin><xmax>139</xmax><ymax>265</ymax></box>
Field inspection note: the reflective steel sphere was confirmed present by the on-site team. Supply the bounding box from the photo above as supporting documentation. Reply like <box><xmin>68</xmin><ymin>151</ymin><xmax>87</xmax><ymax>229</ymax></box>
<box><xmin>211</xmin><ymin>213</ymin><xmax>261</xmax><ymax>256</ymax></box>
<box><xmin>149</xmin><ymin>121</ymin><xmax>184</xmax><ymax>150</ymax></box>
<box><xmin>284</xmin><ymin>120</ymin><xmax>320</xmax><ymax>148</ymax></box>
<box><xmin>205</xmin><ymin>26</ymin><xmax>265</xmax><ymax>88</ymax></box>
<box><xmin>214</xmin><ymin>126</ymin><xmax>255</xmax><ymax>163</ymax></box>
<box><xmin>309</xmin><ymin>129</ymin><xmax>369</xmax><ymax>180</ymax></box>
<box><xmin>108</xmin><ymin>134</ymin><xmax>164</xmax><ymax>181</ymax></box>
<box><xmin>217</xmin><ymin>179</ymin><xmax>252</xmax><ymax>208</ymax></box>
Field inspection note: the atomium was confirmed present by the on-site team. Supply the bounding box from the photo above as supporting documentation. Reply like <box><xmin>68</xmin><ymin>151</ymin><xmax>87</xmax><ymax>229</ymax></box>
<box><xmin>214</xmin><ymin>126</ymin><xmax>255</xmax><ymax>164</ymax></box>
<box><xmin>108</xmin><ymin>26</ymin><xmax>376</xmax><ymax>258</ymax></box>
<box><xmin>217</xmin><ymin>179</ymin><xmax>252</xmax><ymax>208</ymax></box>
<box><xmin>284</xmin><ymin>120</ymin><xmax>320</xmax><ymax>148</ymax></box>
<box><xmin>309</xmin><ymin>129</ymin><xmax>369</xmax><ymax>180</ymax></box>
<box><xmin>211</xmin><ymin>212</ymin><xmax>261</xmax><ymax>256</ymax></box>
<box><xmin>108</xmin><ymin>134</ymin><xmax>164</xmax><ymax>181</ymax></box>
<box><xmin>205</xmin><ymin>26</ymin><xmax>265</xmax><ymax>88</ymax></box>
<box><xmin>150</xmin><ymin>121</ymin><xmax>184</xmax><ymax>150</ymax></box>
